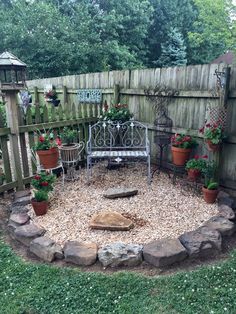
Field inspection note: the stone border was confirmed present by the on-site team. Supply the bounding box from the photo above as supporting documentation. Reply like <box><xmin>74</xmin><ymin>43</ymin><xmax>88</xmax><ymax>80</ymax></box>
<box><xmin>7</xmin><ymin>190</ymin><xmax>236</xmax><ymax>268</ymax></box>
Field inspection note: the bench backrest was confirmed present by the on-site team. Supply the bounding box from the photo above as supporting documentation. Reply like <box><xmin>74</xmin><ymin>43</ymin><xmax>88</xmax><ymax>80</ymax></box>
<box><xmin>87</xmin><ymin>120</ymin><xmax>149</xmax><ymax>153</ymax></box>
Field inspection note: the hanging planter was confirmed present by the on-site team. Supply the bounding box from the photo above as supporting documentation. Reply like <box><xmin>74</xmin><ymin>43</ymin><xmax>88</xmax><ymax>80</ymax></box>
<box><xmin>206</xmin><ymin>140</ymin><xmax>220</xmax><ymax>152</ymax></box>
<box><xmin>171</xmin><ymin>146</ymin><xmax>192</xmax><ymax>166</ymax></box>
<box><xmin>37</xmin><ymin>147</ymin><xmax>59</xmax><ymax>169</ymax></box>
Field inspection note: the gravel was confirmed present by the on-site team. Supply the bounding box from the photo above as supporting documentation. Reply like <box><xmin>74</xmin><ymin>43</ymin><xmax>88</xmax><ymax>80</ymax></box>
<box><xmin>30</xmin><ymin>164</ymin><xmax>219</xmax><ymax>247</ymax></box>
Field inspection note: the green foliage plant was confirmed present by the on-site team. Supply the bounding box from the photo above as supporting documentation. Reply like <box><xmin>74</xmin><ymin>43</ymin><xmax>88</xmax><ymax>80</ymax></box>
<box><xmin>171</xmin><ymin>133</ymin><xmax>198</xmax><ymax>149</ymax></box>
<box><xmin>199</xmin><ymin>121</ymin><xmax>225</xmax><ymax>144</ymax></box>
<box><xmin>202</xmin><ymin>160</ymin><xmax>218</xmax><ymax>190</ymax></box>
<box><xmin>34</xmin><ymin>190</ymin><xmax>49</xmax><ymax>202</ymax></box>
<box><xmin>33</xmin><ymin>129</ymin><xmax>58</xmax><ymax>151</ymax></box>
<box><xmin>60</xmin><ymin>127</ymin><xmax>78</xmax><ymax>145</ymax></box>
<box><xmin>185</xmin><ymin>155</ymin><xmax>208</xmax><ymax>172</ymax></box>
<box><xmin>101</xmin><ymin>103</ymin><xmax>133</xmax><ymax>122</ymax></box>
<box><xmin>31</xmin><ymin>172</ymin><xmax>56</xmax><ymax>193</ymax></box>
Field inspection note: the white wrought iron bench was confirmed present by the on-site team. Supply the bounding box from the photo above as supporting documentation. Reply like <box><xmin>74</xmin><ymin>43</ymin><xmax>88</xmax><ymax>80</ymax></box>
<box><xmin>86</xmin><ymin>120</ymin><xmax>151</xmax><ymax>184</ymax></box>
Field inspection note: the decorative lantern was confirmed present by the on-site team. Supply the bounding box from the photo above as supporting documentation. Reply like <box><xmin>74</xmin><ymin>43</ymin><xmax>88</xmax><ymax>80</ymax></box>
<box><xmin>0</xmin><ymin>51</ymin><xmax>26</xmax><ymax>91</ymax></box>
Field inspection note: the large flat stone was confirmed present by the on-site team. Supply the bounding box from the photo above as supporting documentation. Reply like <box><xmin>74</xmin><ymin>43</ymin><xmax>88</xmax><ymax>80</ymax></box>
<box><xmin>30</xmin><ymin>236</ymin><xmax>63</xmax><ymax>262</ymax></box>
<box><xmin>217</xmin><ymin>191</ymin><xmax>230</xmax><ymax>200</ymax></box>
<box><xmin>103</xmin><ymin>188</ymin><xmax>138</xmax><ymax>199</ymax></box>
<box><xmin>14</xmin><ymin>224</ymin><xmax>46</xmax><ymax>246</ymax></box>
<box><xmin>143</xmin><ymin>239</ymin><xmax>188</xmax><ymax>267</ymax></box>
<box><xmin>10</xmin><ymin>204</ymin><xmax>29</xmax><ymax>214</ymax></box>
<box><xmin>98</xmin><ymin>242</ymin><xmax>143</xmax><ymax>267</ymax></box>
<box><xmin>14</xmin><ymin>190</ymin><xmax>31</xmax><ymax>200</ymax></box>
<box><xmin>90</xmin><ymin>211</ymin><xmax>134</xmax><ymax>231</ymax></box>
<box><xmin>218</xmin><ymin>205</ymin><xmax>235</xmax><ymax>221</ymax></box>
<box><xmin>203</xmin><ymin>216</ymin><xmax>236</xmax><ymax>237</ymax></box>
<box><xmin>9</xmin><ymin>213</ymin><xmax>30</xmax><ymax>227</ymax></box>
<box><xmin>63</xmin><ymin>241</ymin><xmax>97</xmax><ymax>266</ymax></box>
<box><xmin>179</xmin><ymin>226</ymin><xmax>222</xmax><ymax>258</ymax></box>
<box><xmin>218</xmin><ymin>197</ymin><xmax>234</xmax><ymax>208</ymax></box>
<box><xmin>12</xmin><ymin>195</ymin><xmax>31</xmax><ymax>207</ymax></box>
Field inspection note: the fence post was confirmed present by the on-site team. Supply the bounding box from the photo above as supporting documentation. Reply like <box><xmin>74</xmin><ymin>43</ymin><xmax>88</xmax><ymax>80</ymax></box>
<box><xmin>114</xmin><ymin>84</ymin><xmax>120</xmax><ymax>104</ymax></box>
<box><xmin>62</xmin><ymin>85</ymin><xmax>68</xmax><ymax>106</ymax></box>
<box><xmin>34</xmin><ymin>86</ymin><xmax>39</xmax><ymax>105</ymax></box>
<box><xmin>5</xmin><ymin>91</ymin><xmax>24</xmax><ymax>190</ymax></box>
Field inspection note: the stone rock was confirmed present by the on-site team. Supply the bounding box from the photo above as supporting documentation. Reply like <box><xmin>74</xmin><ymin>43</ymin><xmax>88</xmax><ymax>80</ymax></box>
<box><xmin>30</xmin><ymin>236</ymin><xmax>62</xmax><ymax>262</ymax></box>
<box><xmin>218</xmin><ymin>197</ymin><xmax>234</xmax><ymax>208</ymax></box>
<box><xmin>12</xmin><ymin>195</ymin><xmax>31</xmax><ymax>207</ymax></box>
<box><xmin>9</xmin><ymin>213</ymin><xmax>30</xmax><ymax>227</ymax></box>
<box><xmin>143</xmin><ymin>239</ymin><xmax>188</xmax><ymax>267</ymax></box>
<box><xmin>217</xmin><ymin>190</ymin><xmax>230</xmax><ymax>200</ymax></box>
<box><xmin>98</xmin><ymin>242</ymin><xmax>143</xmax><ymax>267</ymax></box>
<box><xmin>54</xmin><ymin>244</ymin><xmax>64</xmax><ymax>260</ymax></box>
<box><xmin>203</xmin><ymin>216</ymin><xmax>236</xmax><ymax>237</ymax></box>
<box><xmin>90</xmin><ymin>211</ymin><xmax>134</xmax><ymax>231</ymax></box>
<box><xmin>179</xmin><ymin>226</ymin><xmax>222</xmax><ymax>258</ymax></box>
<box><xmin>10</xmin><ymin>204</ymin><xmax>29</xmax><ymax>214</ymax></box>
<box><xmin>63</xmin><ymin>241</ymin><xmax>97</xmax><ymax>266</ymax></box>
<box><xmin>103</xmin><ymin>188</ymin><xmax>138</xmax><ymax>199</ymax></box>
<box><xmin>14</xmin><ymin>190</ymin><xmax>31</xmax><ymax>200</ymax></box>
<box><xmin>14</xmin><ymin>224</ymin><xmax>46</xmax><ymax>246</ymax></box>
<box><xmin>218</xmin><ymin>205</ymin><xmax>235</xmax><ymax>221</ymax></box>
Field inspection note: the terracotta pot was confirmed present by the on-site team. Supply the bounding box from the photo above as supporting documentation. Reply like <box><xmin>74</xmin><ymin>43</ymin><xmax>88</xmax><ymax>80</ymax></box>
<box><xmin>31</xmin><ymin>199</ymin><xmax>48</xmax><ymax>216</ymax></box>
<box><xmin>206</xmin><ymin>140</ymin><xmax>220</xmax><ymax>152</ymax></box>
<box><xmin>171</xmin><ymin>146</ymin><xmax>192</xmax><ymax>166</ymax></box>
<box><xmin>187</xmin><ymin>169</ymin><xmax>201</xmax><ymax>181</ymax></box>
<box><xmin>37</xmin><ymin>147</ymin><xmax>59</xmax><ymax>169</ymax></box>
<box><xmin>202</xmin><ymin>187</ymin><xmax>218</xmax><ymax>204</ymax></box>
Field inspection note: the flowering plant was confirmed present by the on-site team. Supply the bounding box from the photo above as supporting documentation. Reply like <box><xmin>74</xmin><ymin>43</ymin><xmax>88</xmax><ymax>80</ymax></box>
<box><xmin>60</xmin><ymin>127</ymin><xmax>78</xmax><ymax>145</ymax></box>
<box><xmin>185</xmin><ymin>155</ymin><xmax>208</xmax><ymax>172</ymax></box>
<box><xmin>44</xmin><ymin>87</ymin><xmax>57</xmax><ymax>100</ymax></box>
<box><xmin>101</xmin><ymin>103</ymin><xmax>133</xmax><ymax>122</ymax></box>
<box><xmin>171</xmin><ymin>133</ymin><xmax>198</xmax><ymax>149</ymax></box>
<box><xmin>31</xmin><ymin>172</ymin><xmax>56</xmax><ymax>193</ymax></box>
<box><xmin>199</xmin><ymin>122</ymin><xmax>225</xmax><ymax>144</ymax></box>
<box><xmin>33</xmin><ymin>130</ymin><xmax>59</xmax><ymax>151</ymax></box>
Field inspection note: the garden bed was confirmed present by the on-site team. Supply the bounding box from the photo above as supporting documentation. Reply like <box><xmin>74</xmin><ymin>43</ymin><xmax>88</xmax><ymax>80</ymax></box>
<box><xmin>29</xmin><ymin>164</ymin><xmax>218</xmax><ymax>246</ymax></box>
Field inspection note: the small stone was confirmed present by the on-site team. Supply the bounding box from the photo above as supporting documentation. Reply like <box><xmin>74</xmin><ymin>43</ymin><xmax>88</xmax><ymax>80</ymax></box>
<box><xmin>217</xmin><ymin>191</ymin><xmax>230</xmax><ymax>200</ymax></box>
<box><xmin>203</xmin><ymin>216</ymin><xmax>236</xmax><ymax>237</ymax></box>
<box><xmin>179</xmin><ymin>226</ymin><xmax>222</xmax><ymax>258</ymax></box>
<box><xmin>14</xmin><ymin>224</ymin><xmax>46</xmax><ymax>246</ymax></box>
<box><xmin>10</xmin><ymin>204</ymin><xmax>29</xmax><ymax>214</ymax></box>
<box><xmin>218</xmin><ymin>205</ymin><xmax>235</xmax><ymax>220</ymax></box>
<box><xmin>63</xmin><ymin>241</ymin><xmax>97</xmax><ymax>266</ymax></box>
<box><xmin>98</xmin><ymin>242</ymin><xmax>143</xmax><ymax>267</ymax></box>
<box><xmin>90</xmin><ymin>211</ymin><xmax>134</xmax><ymax>231</ymax></box>
<box><xmin>103</xmin><ymin>188</ymin><xmax>138</xmax><ymax>199</ymax></box>
<box><xmin>14</xmin><ymin>190</ymin><xmax>31</xmax><ymax>200</ymax></box>
<box><xmin>12</xmin><ymin>195</ymin><xmax>31</xmax><ymax>207</ymax></box>
<box><xmin>9</xmin><ymin>213</ymin><xmax>30</xmax><ymax>227</ymax></box>
<box><xmin>30</xmin><ymin>237</ymin><xmax>60</xmax><ymax>262</ymax></box>
<box><xmin>54</xmin><ymin>244</ymin><xmax>64</xmax><ymax>260</ymax></box>
<box><xmin>143</xmin><ymin>239</ymin><xmax>188</xmax><ymax>267</ymax></box>
<box><xmin>218</xmin><ymin>197</ymin><xmax>234</xmax><ymax>208</ymax></box>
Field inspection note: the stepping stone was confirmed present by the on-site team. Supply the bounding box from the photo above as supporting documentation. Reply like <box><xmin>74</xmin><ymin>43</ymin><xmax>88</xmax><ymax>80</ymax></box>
<box><xmin>143</xmin><ymin>239</ymin><xmax>188</xmax><ymax>267</ymax></box>
<box><xmin>30</xmin><ymin>236</ymin><xmax>63</xmax><ymax>262</ymax></box>
<box><xmin>90</xmin><ymin>211</ymin><xmax>134</xmax><ymax>231</ymax></box>
<box><xmin>218</xmin><ymin>205</ymin><xmax>235</xmax><ymax>221</ymax></box>
<box><xmin>63</xmin><ymin>241</ymin><xmax>97</xmax><ymax>266</ymax></box>
<box><xmin>103</xmin><ymin>188</ymin><xmax>138</xmax><ymax>199</ymax></box>
<box><xmin>12</xmin><ymin>195</ymin><xmax>31</xmax><ymax>207</ymax></box>
<box><xmin>10</xmin><ymin>204</ymin><xmax>29</xmax><ymax>214</ymax></box>
<box><xmin>9</xmin><ymin>213</ymin><xmax>30</xmax><ymax>227</ymax></box>
<box><xmin>203</xmin><ymin>216</ymin><xmax>236</xmax><ymax>237</ymax></box>
<box><xmin>14</xmin><ymin>190</ymin><xmax>31</xmax><ymax>200</ymax></box>
<box><xmin>217</xmin><ymin>191</ymin><xmax>230</xmax><ymax>200</ymax></box>
<box><xmin>14</xmin><ymin>224</ymin><xmax>46</xmax><ymax>246</ymax></box>
<box><xmin>179</xmin><ymin>226</ymin><xmax>222</xmax><ymax>258</ymax></box>
<box><xmin>98</xmin><ymin>242</ymin><xmax>143</xmax><ymax>267</ymax></box>
<box><xmin>218</xmin><ymin>196</ymin><xmax>234</xmax><ymax>208</ymax></box>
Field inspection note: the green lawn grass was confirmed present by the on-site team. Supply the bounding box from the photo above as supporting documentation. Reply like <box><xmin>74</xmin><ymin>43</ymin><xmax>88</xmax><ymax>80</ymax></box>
<box><xmin>1</xmin><ymin>238</ymin><xmax>236</xmax><ymax>314</ymax></box>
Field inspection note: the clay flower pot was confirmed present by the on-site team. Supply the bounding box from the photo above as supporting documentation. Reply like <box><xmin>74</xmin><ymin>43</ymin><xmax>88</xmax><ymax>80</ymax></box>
<box><xmin>171</xmin><ymin>146</ymin><xmax>192</xmax><ymax>166</ymax></box>
<box><xmin>31</xmin><ymin>199</ymin><xmax>48</xmax><ymax>216</ymax></box>
<box><xmin>202</xmin><ymin>187</ymin><xmax>218</xmax><ymax>204</ymax></box>
<box><xmin>187</xmin><ymin>169</ymin><xmax>201</xmax><ymax>181</ymax></box>
<box><xmin>37</xmin><ymin>147</ymin><xmax>59</xmax><ymax>169</ymax></box>
<box><xmin>206</xmin><ymin>140</ymin><xmax>220</xmax><ymax>152</ymax></box>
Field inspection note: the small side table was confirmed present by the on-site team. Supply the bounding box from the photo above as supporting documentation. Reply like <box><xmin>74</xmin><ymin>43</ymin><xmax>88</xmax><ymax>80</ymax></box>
<box><xmin>152</xmin><ymin>135</ymin><xmax>171</xmax><ymax>178</ymax></box>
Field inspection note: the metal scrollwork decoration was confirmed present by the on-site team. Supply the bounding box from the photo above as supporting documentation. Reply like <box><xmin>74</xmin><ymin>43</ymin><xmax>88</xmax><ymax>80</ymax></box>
<box><xmin>78</xmin><ymin>89</ymin><xmax>102</xmax><ymax>103</ymax></box>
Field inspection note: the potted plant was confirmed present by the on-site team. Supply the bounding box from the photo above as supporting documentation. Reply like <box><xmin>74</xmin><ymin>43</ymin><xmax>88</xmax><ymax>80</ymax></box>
<box><xmin>44</xmin><ymin>86</ymin><xmax>60</xmax><ymax>107</ymax></box>
<box><xmin>202</xmin><ymin>161</ymin><xmax>219</xmax><ymax>203</ymax></box>
<box><xmin>171</xmin><ymin>133</ymin><xmax>198</xmax><ymax>166</ymax></box>
<box><xmin>199</xmin><ymin>121</ymin><xmax>225</xmax><ymax>152</ymax></box>
<box><xmin>31</xmin><ymin>172</ymin><xmax>56</xmax><ymax>216</ymax></box>
<box><xmin>101</xmin><ymin>103</ymin><xmax>133</xmax><ymax>123</ymax></box>
<box><xmin>185</xmin><ymin>155</ymin><xmax>208</xmax><ymax>181</ymax></box>
<box><xmin>33</xmin><ymin>130</ymin><xmax>59</xmax><ymax>169</ymax></box>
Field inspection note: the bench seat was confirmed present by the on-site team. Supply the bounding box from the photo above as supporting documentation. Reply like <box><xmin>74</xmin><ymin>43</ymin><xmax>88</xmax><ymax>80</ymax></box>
<box><xmin>90</xmin><ymin>150</ymin><xmax>148</xmax><ymax>158</ymax></box>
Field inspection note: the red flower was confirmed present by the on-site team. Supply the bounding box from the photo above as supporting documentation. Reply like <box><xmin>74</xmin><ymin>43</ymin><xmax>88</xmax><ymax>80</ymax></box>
<box><xmin>199</xmin><ymin>127</ymin><xmax>204</xmax><ymax>134</ymax></box>
<box><xmin>55</xmin><ymin>138</ymin><xmax>62</xmax><ymax>146</ymax></box>
<box><xmin>202</xmin><ymin>155</ymin><xmax>208</xmax><ymax>159</ymax></box>
<box><xmin>39</xmin><ymin>136</ymin><xmax>45</xmax><ymax>143</ymax></box>
<box><xmin>41</xmin><ymin>182</ymin><xmax>49</xmax><ymax>186</ymax></box>
<box><xmin>34</xmin><ymin>175</ymin><xmax>41</xmax><ymax>180</ymax></box>
<box><xmin>194</xmin><ymin>155</ymin><xmax>199</xmax><ymax>159</ymax></box>
<box><xmin>206</xmin><ymin>123</ymin><xmax>211</xmax><ymax>127</ymax></box>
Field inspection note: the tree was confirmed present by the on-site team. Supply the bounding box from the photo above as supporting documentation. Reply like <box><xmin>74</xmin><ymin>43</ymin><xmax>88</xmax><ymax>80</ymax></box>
<box><xmin>188</xmin><ymin>0</ymin><xmax>236</xmax><ymax>64</ymax></box>
<box><xmin>158</xmin><ymin>28</ymin><xmax>187</xmax><ymax>67</ymax></box>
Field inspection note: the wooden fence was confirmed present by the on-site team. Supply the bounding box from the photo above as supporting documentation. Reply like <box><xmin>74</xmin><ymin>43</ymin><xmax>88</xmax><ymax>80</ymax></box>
<box><xmin>0</xmin><ymin>99</ymin><xmax>97</xmax><ymax>193</ymax></box>
<box><xmin>26</xmin><ymin>64</ymin><xmax>236</xmax><ymax>192</ymax></box>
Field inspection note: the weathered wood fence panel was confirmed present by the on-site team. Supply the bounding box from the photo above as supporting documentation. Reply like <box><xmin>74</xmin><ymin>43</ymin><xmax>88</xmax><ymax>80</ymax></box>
<box><xmin>24</xmin><ymin>64</ymin><xmax>236</xmax><ymax>191</ymax></box>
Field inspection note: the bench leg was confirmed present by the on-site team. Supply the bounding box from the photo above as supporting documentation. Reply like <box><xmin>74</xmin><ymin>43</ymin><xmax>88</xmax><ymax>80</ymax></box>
<box><xmin>147</xmin><ymin>155</ymin><xmax>151</xmax><ymax>185</ymax></box>
<box><xmin>87</xmin><ymin>156</ymin><xmax>91</xmax><ymax>184</ymax></box>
